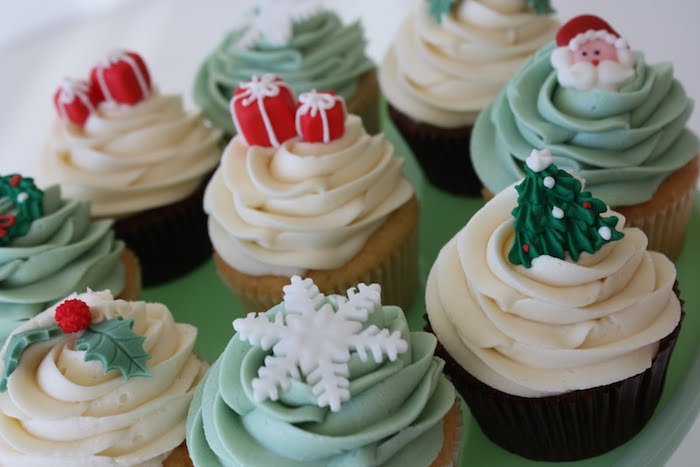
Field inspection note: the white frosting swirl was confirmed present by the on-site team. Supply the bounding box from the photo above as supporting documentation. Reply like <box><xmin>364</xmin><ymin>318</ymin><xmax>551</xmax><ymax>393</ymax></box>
<box><xmin>379</xmin><ymin>0</ymin><xmax>557</xmax><ymax>127</ymax></box>
<box><xmin>205</xmin><ymin>115</ymin><xmax>414</xmax><ymax>276</ymax></box>
<box><xmin>0</xmin><ymin>290</ymin><xmax>207</xmax><ymax>466</ymax></box>
<box><xmin>42</xmin><ymin>91</ymin><xmax>222</xmax><ymax>218</ymax></box>
<box><xmin>426</xmin><ymin>186</ymin><xmax>681</xmax><ymax>397</ymax></box>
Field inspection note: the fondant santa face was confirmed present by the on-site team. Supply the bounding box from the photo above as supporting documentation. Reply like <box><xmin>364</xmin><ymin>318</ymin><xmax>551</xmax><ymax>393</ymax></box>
<box><xmin>551</xmin><ymin>15</ymin><xmax>636</xmax><ymax>92</ymax></box>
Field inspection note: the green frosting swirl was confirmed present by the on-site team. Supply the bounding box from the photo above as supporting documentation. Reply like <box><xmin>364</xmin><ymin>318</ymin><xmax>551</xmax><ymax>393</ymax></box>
<box><xmin>194</xmin><ymin>10</ymin><xmax>374</xmax><ymax>134</ymax></box>
<box><xmin>0</xmin><ymin>185</ymin><xmax>125</xmax><ymax>343</ymax></box>
<box><xmin>471</xmin><ymin>42</ymin><xmax>699</xmax><ymax>207</ymax></box>
<box><xmin>186</xmin><ymin>301</ymin><xmax>456</xmax><ymax>466</ymax></box>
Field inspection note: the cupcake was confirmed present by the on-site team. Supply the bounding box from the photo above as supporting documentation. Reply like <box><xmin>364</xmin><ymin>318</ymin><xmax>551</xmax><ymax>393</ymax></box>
<box><xmin>187</xmin><ymin>276</ymin><xmax>461</xmax><ymax>466</ymax></box>
<box><xmin>0</xmin><ymin>289</ymin><xmax>207</xmax><ymax>465</ymax></box>
<box><xmin>471</xmin><ymin>14</ymin><xmax>699</xmax><ymax>259</ymax></box>
<box><xmin>41</xmin><ymin>49</ymin><xmax>223</xmax><ymax>285</ymax></box>
<box><xmin>426</xmin><ymin>149</ymin><xmax>683</xmax><ymax>460</ymax></box>
<box><xmin>194</xmin><ymin>1</ymin><xmax>378</xmax><ymax>136</ymax></box>
<box><xmin>0</xmin><ymin>174</ymin><xmax>140</xmax><ymax>343</ymax></box>
<box><xmin>379</xmin><ymin>0</ymin><xmax>558</xmax><ymax>196</ymax></box>
<box><xmin>206</xmin><ymin>76</ymin><xmax>419</xmax><ymax>312</ymax></box>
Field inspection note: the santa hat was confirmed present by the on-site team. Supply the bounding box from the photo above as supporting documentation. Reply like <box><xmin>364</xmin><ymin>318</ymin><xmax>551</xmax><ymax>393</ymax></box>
<box><xmin>556</xmin><ymin>15</ymin><xmax>628</xmax><ymax>51</ymax></box>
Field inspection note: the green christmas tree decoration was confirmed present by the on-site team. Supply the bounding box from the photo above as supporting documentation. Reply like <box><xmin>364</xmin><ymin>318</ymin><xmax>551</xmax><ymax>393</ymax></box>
<box><xmin>0</xmin><ymin>174</ymin><xmax>44</xmax><ymax>246</ymax></box>
<box><xmin>76</xmin><ymin>317</ymin><xmax>152</xmax><ymax>380</ymax></box>
<box><xmin>526</xmin><ymin>0</ymin><xmax>555</xmax><ymax>15</ymax></box>
<box><xmin>427</xmin><ymin>0</ymin><xmax>458</xmax><ymax>23</ymax></box>
<box><xmin>0</xmin><ymin>324</ymin><xmax>62</xmax><ymax>392</ymax></box>
<box><xmin>508</xmin><ymin>149</ymin><xmax>624</xmax><ymax>268</ymax></box>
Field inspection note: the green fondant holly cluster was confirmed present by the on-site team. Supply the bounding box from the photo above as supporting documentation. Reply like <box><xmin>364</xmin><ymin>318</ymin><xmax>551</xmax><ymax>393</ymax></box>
<box><xmin>508</xmin><ymin>149</ymin><xmax>624</xmax><ymax>268</ymax></box>
<box><xmin>427</xmin><ymin>0</ymin><xmax>554</xmax><ymax>24</ymax></box>
<box><xmin>0</xmin><ymin>298</ymin><xmax>152</xmax><ymax>392</ymax></box>
<box><xmin>0</xmin><ymin>174</ymin><xmax>44</xmax><ymax>246</ymax></box>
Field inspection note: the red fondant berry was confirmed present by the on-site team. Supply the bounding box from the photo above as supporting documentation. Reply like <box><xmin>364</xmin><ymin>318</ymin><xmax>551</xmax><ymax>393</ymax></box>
<box><xmin>9</xmin><ymin>175</ymin><xmax>21</xmax><ymax>187</ymax></box>
<box><xmin>55</xmin><ymin>299</ymin><xmax>92</xmax><ymax>333</ymax></box>
<box><xmin>582</xmin><ymin>202</ymin><xmax>592</xmax><ymax>209</ymax></box>
<box><xmin>522</xmin><ymin>244</ymin><xmax>530</xmax><ymax>253</ymax></box>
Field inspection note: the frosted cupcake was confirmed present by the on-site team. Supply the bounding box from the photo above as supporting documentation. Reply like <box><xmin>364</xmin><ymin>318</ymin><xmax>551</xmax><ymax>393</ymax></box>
<box><xmin>426</xmin><ymin>149</ymin><xmax>683</xmax><ymax>460</ymax></box>
<box><xmin>471</xmin><ymin>15</ymin><xmax>699</xmax><ymax>259</ymax></box>
<box><xmin>42</xmin><ymin>50</ymin><xmax>222</xmax><ymax>285</ymax></box>
<box><xmin>206</xmin><ymin>76</ymin><xmax>418</xmax><ymax>312</ymax></box>
<box><xmin>379</xmin><ymin>0</ymin><xmax>557</xmax><ymax>195</ymax></box>
<box><xmin>194</xmin><ymin>1</ymin><xmax>378</xmax><ymax>136</ymax></box>
<box><xmin>0</xmin><ymin>174</ymin><xmax>140</xmax><ymax>343</ymax></box>
<box><xmin>187</xmin><ymin>276</ymin><xmax>461</xmax><ymax>466</ymax></box>
<box><xmin>0</xmin><ymin>290</ymin><xmax>207</xmax><ymax>465</ymax></box>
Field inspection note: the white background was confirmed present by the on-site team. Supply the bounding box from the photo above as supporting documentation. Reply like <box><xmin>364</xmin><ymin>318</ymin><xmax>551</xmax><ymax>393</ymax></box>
<box><xmin>0</xmin><ymin>1</ymin><xmax>698</xmax><ymax>464</ymax></box>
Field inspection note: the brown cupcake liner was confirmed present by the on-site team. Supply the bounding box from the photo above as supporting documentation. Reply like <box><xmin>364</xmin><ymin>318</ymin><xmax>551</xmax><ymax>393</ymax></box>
<box><xmin>430</xmin><ymin>401</ymin><xmax>463</xmax><ymax>467</ymax></box>
<box><xmin>113</xmin><ymin>180</ymin><xmax>211</xmax><ymax>287</ymax></box>
<box><xmin>214</xmin><ymin>196</ymin><xmax>420</xmax><ymax>313</ymax></box>
<box><xmin>425</xmin><ymin>285</ymin><xmax>685</xmax><ymax>461</ymax></box>
<box><xmin>615</xmin><ymin>155</ymin><xmax>699</xmax><ymax>260</ymax></box>
<box><xmin>163</xmin><ymin>442</ymin><xmax>193</xmax><ymax>467</ymax></box>
<box><xmin>117</xmin><ymin>247</ymin><xmax>142</xmax><ymax>300</ymax></box>
<box><xmin>387</xmin><ymin>104</ymin><xmax>481</xmax><ymax>197</ymax></box>
<box><xmin>348</xmin><ymin>68</ymin><xmax>380</xmax><ymax>135</ymax></box>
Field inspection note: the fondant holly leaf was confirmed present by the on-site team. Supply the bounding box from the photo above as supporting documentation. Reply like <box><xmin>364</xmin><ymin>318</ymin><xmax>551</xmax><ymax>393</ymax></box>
<box><xmin>526</xmin><ymin>0</ymin><xmax>555</xmax><ymax>15</ymax></box>
<box><xmin>427</xmin><ymin>0</ymin><xmax>457</xmax><ymax>23</ymax></box>
<box><xmin>0</xmin><ymin>324</ymin><xmax>62</xmax><ymax>392</ymax></box>
<box><xmin>76</xmin><ymin>318</ymin><xmax>152</xmax><ymax>380</ymax></box>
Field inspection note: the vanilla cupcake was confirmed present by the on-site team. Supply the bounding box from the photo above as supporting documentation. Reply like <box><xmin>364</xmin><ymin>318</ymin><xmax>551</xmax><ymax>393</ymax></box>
<box><xmin>426</xmin><ymin>149</ymin><xmax>683</xmax><ymax>460</ymax></box>
<box><xmin>0</xmin><ymin>290</ymin><xmax>207</xmax><ymax>466</ymax></box>
<box><xmin>380</xmin><ymin>0</ymin><xmax>557</xmax><ymax>195</ymax></box>
<box><xmin>206</xmin><ymin>77</ymin><xmax>418</xmax><ymax>312</ymax></box>
<box><xmin>42</xmin><ymin>50</ymin><xmax>222</xmax><ymax>285</ymax></box>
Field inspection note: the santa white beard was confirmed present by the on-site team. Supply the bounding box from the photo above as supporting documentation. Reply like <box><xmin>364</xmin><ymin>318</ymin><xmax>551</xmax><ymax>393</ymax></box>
<box><xmin>551</xmin><ymin>47</ymin><xmax>635</xmax><ymax>92</ymax></box>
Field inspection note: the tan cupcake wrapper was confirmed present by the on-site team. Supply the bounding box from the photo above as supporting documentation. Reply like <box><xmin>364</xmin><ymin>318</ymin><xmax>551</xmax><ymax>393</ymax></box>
<box><xmin>163</xmin><ymin>442</ymin><xmax>192</xmax><ymax>467</ymax></box>
<box><xmin>117</xmin><ymin>247</ymin><xmax>142</xmax><ymax>301</ymax></box>
<box><xmin>430</xmin><ymin>400</ymin><xmax>464</xmax><ymax>467</ymax></box>
<box><xmin>214</xmin><ymin>196</ymin><xmax>420</xmax><ymax>313</ymax></box>
<box><xmin>347</xmin><ymin>68</ymin><xmax>380</xmax><ymax>135</ymax></box>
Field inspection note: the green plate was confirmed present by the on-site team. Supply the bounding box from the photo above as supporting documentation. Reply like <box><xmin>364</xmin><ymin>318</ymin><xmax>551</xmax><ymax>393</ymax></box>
<box><xmin>144</xmin><ymin>103</ymin><xmax>700</xmax><ymax>466</ymax></box>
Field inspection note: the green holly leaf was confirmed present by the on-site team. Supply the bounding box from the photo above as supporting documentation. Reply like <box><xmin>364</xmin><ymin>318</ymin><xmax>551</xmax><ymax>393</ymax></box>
<box><xmin>428</xmin><ymin>0</ymin><xmax>458</xmax><ymax>23</ymax></box>
<box><xmin>76</xmin><ymin>318</ymin><xmax>152</xmax><ymax>380</ymax></box>
<box><xmin>1</xmin><ymin>324</ymin><xmax>62</xmax><ymax>392</ymax></box>
<box><xmin>526</xmin><ymin>0</ymin><xmax>555</xmax><ymax>15</ymax></box>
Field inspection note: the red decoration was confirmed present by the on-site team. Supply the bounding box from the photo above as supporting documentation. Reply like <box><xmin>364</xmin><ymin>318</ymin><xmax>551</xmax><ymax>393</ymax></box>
<box><xmin>0</xmin><ymin>214</ymin><xmax>15</xmax><ymax>238</ymax></box>
<box><xmin>9</xmin><ymin>175</ymin><xmax>21</xmax><ymax>187</ymax></box>
<box><xmin>90</xmin><ymin>50</ymin><xmax>151</xmax><ymax>105</ymax></box>
<box><xmin>582</xmin><ymin>202</ymin><xmax>592</xmax><ymax>209</ymax></box>
<box><xmin>556</xmin><ymin>15</ymin><xmax>620</xmax><ymax>48</ymax></box>
<box><xmin>231</xmin><ymin>74</ymin><xmax>297</xmax><ymax>147</ymax></box>
<box><xmin>54</xmin><ymin>78</ymin><xmax>104</xmax><ymax>127</ymax></box>
<box><xmin>295</xmin><ymin>90</ymin><xmax>346</xmax><ymax>143</ymax></box>
<box><xmin>522</xmin><ymin>244</ymin><xmax>530</xmax><ymax>253</ymax></box>
<box><xmin>55</xmin><ymin>299</ymin><xmax>92</xmax><ymax>334</ymax></box>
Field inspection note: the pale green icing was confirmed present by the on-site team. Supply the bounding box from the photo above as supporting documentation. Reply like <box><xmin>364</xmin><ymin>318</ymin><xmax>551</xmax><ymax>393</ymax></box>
<box><xmin>471</xmin><ymin>42</ymin><xmax>699</xmax><ymax>207</ymax></box>
<box><xmin>194</xmin><ymin>10</ymin><xmax>374</xmax><ymax>134</ymax></box>
<box><xmin>186</xmin><ymin>302</ymin><xmax>456</xmax><ymax>467</ymax></box>
<box><xmin>0</xmin><ymin>186</ymin><xmax>125</xmax><ymax>343</ymax></box>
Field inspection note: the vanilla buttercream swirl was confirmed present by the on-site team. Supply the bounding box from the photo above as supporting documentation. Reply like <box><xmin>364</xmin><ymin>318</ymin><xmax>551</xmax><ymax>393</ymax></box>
<box><xmin>205</xmin><ymin>115</ymin><xmax>414</xmax><ymax>276</ymax></box>
<box><xmin>42</xmin><ymin>91</ymin><xmax>222</xmax><ymax>218</ymax></box>
<box><xmin>379</xmin><ymin>0</ymin><xmax>557</xmax><ymax>128</ymax></box>
<box><xmin>0</xmin><ymin>290</ymin><xmax>207</xmax><ymax>466</ymax></box>
<box><xmin>186</xmin><ymin>301</ymin><xmax>455</xmax><ymax>466</ymax></box>
<box><xmin>0</xmin><ymin>186</ymin><xmax>125</xmax><ymax>344</ymax></box>
<box><xmin>194</xmin><ymin>10</ymin><xmax>373</xmax><ymax>134</ymax></box>
<box><xmin>471</xmin><ymin>43</ymin><xmax>699</xmax><ymax>206</ymax></box>
<box><xmin>426</xmin><ymin>186</ymin><xmax>681</xmax><ymax>397</ymax></box>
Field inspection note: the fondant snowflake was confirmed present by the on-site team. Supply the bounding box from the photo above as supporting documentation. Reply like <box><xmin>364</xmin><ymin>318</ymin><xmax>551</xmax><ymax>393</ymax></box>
<box><xmin>233</xmin><ymin>276</ymin><xmax>408</xmax><ymax>412</ymax></box>
<box><xmin>236</xmin><ymin>0</ymin><xmax>324</xmax><ymax>50</ymax></box>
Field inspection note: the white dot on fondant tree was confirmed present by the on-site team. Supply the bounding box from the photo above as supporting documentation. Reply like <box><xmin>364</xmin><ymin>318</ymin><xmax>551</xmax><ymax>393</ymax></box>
<box><xmin>552</xmin><ymin>206</ymin><xmax>564</xmax><ymax>219</ymax></box>
<box><xmin>543</xmin><ymin>176</ymin><xmax>555</xmax><ymax>188</ymax></box>
<box><xmin>599</xmin><ymin>226</ymin><xmax>612</xmax><ymax>240</ymax></box>
<box><xmin>16</xmin><ymin>192</ymin><xmax>28</xmax><ymax>203</ymax></box>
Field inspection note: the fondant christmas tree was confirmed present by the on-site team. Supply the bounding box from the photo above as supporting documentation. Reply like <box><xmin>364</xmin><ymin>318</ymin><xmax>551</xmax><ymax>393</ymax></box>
<box><xmin>508</xmin><ymin>149</ymin><xmax>624</xmax><ymax>268</ymax></box>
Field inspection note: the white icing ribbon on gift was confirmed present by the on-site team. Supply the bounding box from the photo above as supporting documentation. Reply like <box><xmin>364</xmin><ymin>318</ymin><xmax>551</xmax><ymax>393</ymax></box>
<box><xmin>231</xmin><ymin>74</ymin><xmax>293</xmax><ymax>147</ymax></box>
<box><xmin>295</xmin><ymin>89</ymin><xmax>346</xmax><ymax>143</ymax></box>
<box><xmin>94</xmin><ymin>49</ymin><xmax>150</xmax><ymax>103</ymax></box>
<box><xmin>56</xmin><ymin>78</ymin><xmax>98</xmax><ymax>121</ymax></box>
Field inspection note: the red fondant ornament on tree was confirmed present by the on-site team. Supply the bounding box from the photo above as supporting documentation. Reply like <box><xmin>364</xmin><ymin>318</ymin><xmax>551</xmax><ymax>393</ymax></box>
<box><xmin>90</xmin><ymin>49</ymin><xmax>152</xmax><ymax>105</ymax></box>
<box><xmin>231</xmin><ymin>74</ymin><xmax>297</xmax><ymax>147</ymax></box>
<box><xmin>295</xmin><ymin>90</ymin><xmax>346</xmax><ymax>143</ymax></box>
<box><xmin>551</xmin><ymin>14</ymin><xmax>635</xmax><ymax>91</ymax></box>
<box><xmin>54</xmin><ymin>78</ymin><xmax>104</xmax><ymax>127</ymax></box>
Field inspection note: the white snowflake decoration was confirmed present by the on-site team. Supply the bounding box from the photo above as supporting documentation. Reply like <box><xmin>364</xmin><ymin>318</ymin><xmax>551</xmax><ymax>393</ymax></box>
<box><xmin>235</xmin><ymin>0</ymin><xmax>324</xmax><ymax>50</ymax></box>
<box><xmin>233</xmin><ymin>276</ymin><xmax>408</xmax><ymax>412</ymax></box>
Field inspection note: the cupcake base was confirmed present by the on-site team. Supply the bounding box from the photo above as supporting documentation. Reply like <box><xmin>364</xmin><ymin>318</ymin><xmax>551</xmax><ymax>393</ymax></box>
<box><xmin>118</xmin><ymin>247</ymin><xmax>142</xmax><ymax>300</ymax></box>
<box><xmin>163</xmin><ymin>443</ymin><xmax>193</xmax><ymax>467</ymax></box>
<box><xmin>113</xmin><ymin>179</ymin><xmax>211</xmax><ymax>287</ymax></box>
<box><xmin>388</xmin><ymin>104</ymin><xmax>480</xmax><ymax>197</ymax></box>
<box><xmin>427</xmin><ymin>303</ymin><xmax>685</xmax><ymax>461</ymax></box>
<box><xmin>431</xmin><ymin>401</ymin><xmax>463</xmax><ymax>467</ymax></box>
<box><xmin>348</xmin><ymin>68</ymin><xmax>380</xmax><ymax>135</ymax></box>
<box><xmin>214</xmin><ymin>196</ymin><xmax>419</xmax><ymax>313</ymax></box>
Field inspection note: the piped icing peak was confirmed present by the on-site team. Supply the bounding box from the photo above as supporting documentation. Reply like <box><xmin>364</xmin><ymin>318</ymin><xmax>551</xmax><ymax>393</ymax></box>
<box><xmin>509</xmin><ymin>149</ymin><xmax>624</xmax><ymax>268</ymax></box>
